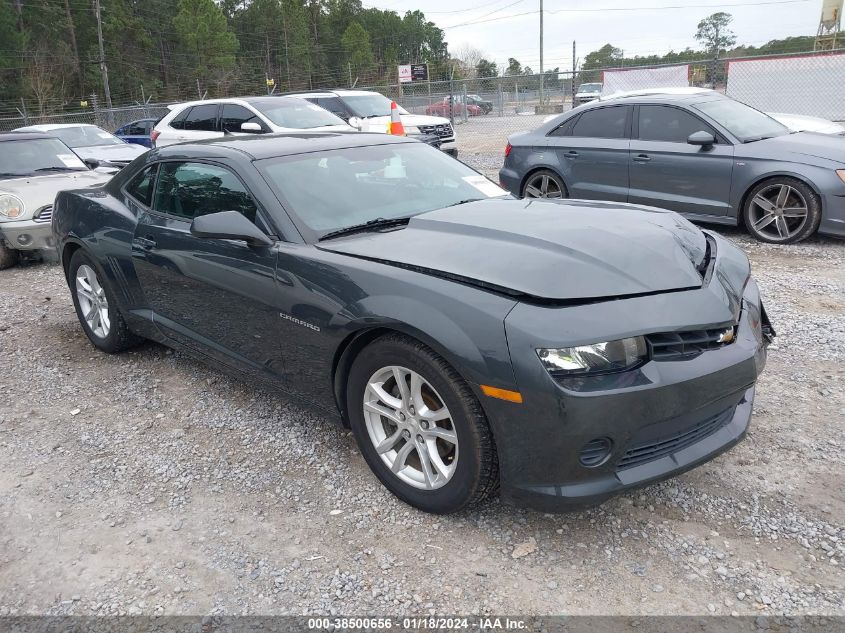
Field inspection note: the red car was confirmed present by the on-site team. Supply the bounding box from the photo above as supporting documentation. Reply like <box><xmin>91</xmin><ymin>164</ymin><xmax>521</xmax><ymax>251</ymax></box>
<box><xmin>425</xmin><ymin>98</ymin><xmax>482</xmax><ymax>117</ymax></box>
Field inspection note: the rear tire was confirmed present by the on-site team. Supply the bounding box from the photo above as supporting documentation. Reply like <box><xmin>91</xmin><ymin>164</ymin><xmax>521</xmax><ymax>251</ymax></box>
<box><xmin>0</xmin><ymin>242</ymin><xmax>19</xmax><ymax>270</ymax></box>
<box><xmin>346</xmin><ymin>333</ymin><xmax>499</xmax><ymax>514</ymax></box>
<box><xmin>68</xmin><ymin>249</ymin><xmax>142</xmax><ymax>353</ymax></box>
<box><xmin>522</xmin><ymin>169</ymin><xmax>567</xmax><ymax>199</ymax></box>
<box><xmin>743</xmin><ymin>177</ymin><xmax>821</xmax><ymax>244</ymax></box>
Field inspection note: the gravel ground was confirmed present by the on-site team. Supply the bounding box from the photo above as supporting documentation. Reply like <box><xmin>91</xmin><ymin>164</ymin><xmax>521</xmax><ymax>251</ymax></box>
<box><xmin>0</xmin><ymin>230</ymin><xmax>843</xmax><ymax>618</ymax></box>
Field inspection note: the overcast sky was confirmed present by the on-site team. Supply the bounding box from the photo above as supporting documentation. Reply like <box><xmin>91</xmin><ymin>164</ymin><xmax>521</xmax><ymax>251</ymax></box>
<box><xmin>362</xmin><ymin>0</ymin><xmax>825</xmax><ymax>71</ymax></box>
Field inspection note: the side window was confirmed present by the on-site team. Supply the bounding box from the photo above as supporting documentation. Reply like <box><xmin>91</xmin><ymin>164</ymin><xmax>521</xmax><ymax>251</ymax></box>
<box><xmin>152</xmin><ymin>162</ymin><xmax>258</xmax><ymax>224</ymax></box>
<box><xmin>182</xmin><ymin>104</ymin><xmax>219</xmax><ymax>132</ymax></box>
<box><xmin>549</xmin><ymin>116</ymin><xmax>577</xmax><ymax>137</ymax></box>
<box><xmin>638</xmin><ymin>105</ymin><xmax>715</xmax><ymax>143</ymax></box>
<box><xmin>169</xmin><ymin>108</ymin><xmax>190</xmax><ymax>130</ymax></box>
<box><xmin>221</xmin><ymin>104</ymin><xmax>262</xmax><ymax>133</ymax></box>
<box><xmin>571</xmin><ymin>106</ymin><xmax>628</xmax><ymax>139</ymax></box>
<box><xmin>316</xmin><ymin>97</ymin><xmax>349</xmax><ymax>119</ymax></box>
<box><xmin>125</xmin><ymin>164</ymin><xmax>157</xmax><ymax>207</ymax></box>
<box><xmin>115</xmin><ymin>125</ymin><xmax>127</xmax><ymax>135</ymax></box>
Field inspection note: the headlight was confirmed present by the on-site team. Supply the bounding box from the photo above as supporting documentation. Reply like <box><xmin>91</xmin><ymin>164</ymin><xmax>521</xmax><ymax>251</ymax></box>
<box><xmin>404</xmin><ymin>125</ymin><xmax>421</xmax><ymax>134</ymax></box>
<box><xmin>537</xmin><ymin>336</ymin><xmax>648</xmax><ymax>376</ymax></box>
<box><xmin>0</xmin><ymin>194</ymin><xmax>25</xmax><ymax>221</ymax></box>
<box><xmin>836</xmin><ymin>169</ymin><xmax>845</xmax><ymax>184</ymax></box>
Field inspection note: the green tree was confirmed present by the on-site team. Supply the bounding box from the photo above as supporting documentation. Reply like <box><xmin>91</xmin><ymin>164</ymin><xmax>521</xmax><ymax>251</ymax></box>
<box><xmin>173</xmin><ymin>0</ymin><xmax>239</xmax><ymax>93</ymax></box>
<box><xmin>695</xmin><ymin>12</ymin><xmax>736</xmax><ymax>57</ymax></box>
<box><xmin>580</xmin><ymin>44</ymin><xmax>623</xmax><ymax>82</ymax></box>
<box><xmin>341</xmin><ymin>21</ymin><xmax>374</xmax><ymax>84</ymax></box>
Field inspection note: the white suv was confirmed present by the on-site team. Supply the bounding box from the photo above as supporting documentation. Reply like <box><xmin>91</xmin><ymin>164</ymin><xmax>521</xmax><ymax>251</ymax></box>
<box><xmin>285</xmin><ymin>89</ymin><xmax>458</xmax><ymax>157</ymax></box>
<box><xmin>151</xmin><ymin>96</ymin><xmax>353</xmax><ymax>147</ymax></box>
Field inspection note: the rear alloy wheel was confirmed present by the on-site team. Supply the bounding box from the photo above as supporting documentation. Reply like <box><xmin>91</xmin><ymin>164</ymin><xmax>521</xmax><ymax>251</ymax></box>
<box><xmin>522</xmin><ymin>170</ymin><xmax>566</xmax><ymax>199</ymax></box>
<box><xmin>743</xmin><ymin>178</ymin><xmax>821</xmax><ymax>244</ymax></box>
<box><xmin>0</xmin><ymin>242</ymin><xmax>20</xmax><ymax>270</ymax></box>
<box><xmin>347</xmin><ymin>334</ymin><xmax>498</xmax><ymax>514</ymax></box>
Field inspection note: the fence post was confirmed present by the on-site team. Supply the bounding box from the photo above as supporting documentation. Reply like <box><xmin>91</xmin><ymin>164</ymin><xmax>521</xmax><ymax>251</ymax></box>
<box><xmin>20</xmin><ymin>97</ymin><xmax>30</xmax><ymax>126</ymax></box>
<box><xmin>498</xmin><ymin>77</ymin><xmax>503</xmax><ymax>117</ymax></box>
<box><xmin>90</xmin><ymin>93</ymin><xmax>100</xmax><ymax>128</ymax></box>
<box><xmin>462</xmin><ymin>82</ymin><xmax>468</xmax><ymax>123</ymax></box>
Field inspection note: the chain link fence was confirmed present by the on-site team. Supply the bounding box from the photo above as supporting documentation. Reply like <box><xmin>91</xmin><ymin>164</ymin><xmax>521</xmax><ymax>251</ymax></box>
<box><xmin>0</xmin><ymin>103</ymin><xmax>172</xmax><ymax>133</ymax></box>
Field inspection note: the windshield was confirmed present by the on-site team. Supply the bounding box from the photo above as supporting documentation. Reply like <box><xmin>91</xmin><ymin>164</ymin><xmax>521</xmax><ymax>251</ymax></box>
<box><xmin>578</xmin><ymin>83</ymin><xmax>602</xmax><ymax>94</ymax></box>
<box><xmin>51</xmin><ymin>126</ymin><xmax>124</xmax><ymax>148</ymax></box>
<box><xmin>256</xmin><ymin>143</ymin><xmax>507</xmax><ymax>238</ymax></box>
<box><xmin>0</xmin><ymin>138</ymin><xmax>87</xmax><ymax>176</ymax></box>
<box><xmin>342</xmin><ymin>94</ymin><xmax>409</xmax><ymax>118</ymax></box>
<box><xmin>694</xmin><ymin>98</ymin><xmax>789</xmax><ymax>142</ymax></box>
<box><xmin>252</xmin><ymin>100</ymin><xmax>347</xmax><ymax>129</ymax></box>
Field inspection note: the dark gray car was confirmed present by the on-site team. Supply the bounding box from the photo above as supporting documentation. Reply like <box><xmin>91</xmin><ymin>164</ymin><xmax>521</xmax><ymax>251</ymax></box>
<box><xmin>54</xmin><ymin>133</ymin><xmax>772</xmax><ymax>514</ymax></box>
<box><xmin>500</xmin><ymin>92</ymin><xmax>845</xmax><ymax>243</ymax></box>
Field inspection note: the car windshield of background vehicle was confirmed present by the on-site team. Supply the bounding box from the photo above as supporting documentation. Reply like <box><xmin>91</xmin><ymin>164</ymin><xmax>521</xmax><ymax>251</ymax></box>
<box><xmin>342</xmin><ymin>94</ymin><xmax>410</xmax><ymax>118</ymax></box>
<box><xmin>251</xmin><ymin>100</ymin><xmax>347</xmax><ymax>129</ymax></box>
<box><xmin>578</xmin><ymin>83</ymin><xmax>602</xmax><ymax>94</ymax></box>
<box><xmin>0</xmin><ymin>138</ymin><xmax>87</xmax><ymax>176</ymax></box>
<box><xmin>53</xmin><ymin>126</ymin><xmax>124</xmax><ymax>147</ymax></box>
<box><xmin>257</xmin><ymin>143</ymin><xmax>507</xmax><ymax>236</ymax></box>
<box><xmin>695</xmin><ymin>99</ymin><xmax>789</xmax><ymax>142</ymax></box>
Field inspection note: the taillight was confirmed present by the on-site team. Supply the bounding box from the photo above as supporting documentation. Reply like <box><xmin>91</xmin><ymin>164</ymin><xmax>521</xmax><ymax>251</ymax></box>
<box><xmin>150</xmin><ymin>129</ymin><xmax>160</xmax><ymax>145</ymax></box>
<box><xmin>504</xmin><ymin>142</ymin><xmax>512</xmax><ymax>157</ymax></box>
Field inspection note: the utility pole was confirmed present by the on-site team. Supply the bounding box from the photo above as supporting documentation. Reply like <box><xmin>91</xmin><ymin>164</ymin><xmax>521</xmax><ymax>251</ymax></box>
<box><xmin>538</xmin><ymin>0</ymin><xmax>544</xmax><ymax>109</ymax></box>
<box><xmin>93</xmin><ymin>0</ymin><xmax>113</xmax><ymax>122</ymax></box>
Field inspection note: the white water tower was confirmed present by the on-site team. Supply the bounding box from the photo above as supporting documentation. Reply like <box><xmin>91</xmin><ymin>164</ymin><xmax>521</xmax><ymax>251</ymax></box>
<box><xmin>815</xmin><ymin>0</ymin><xmax>843</xmax><ymax>50</ymax></box>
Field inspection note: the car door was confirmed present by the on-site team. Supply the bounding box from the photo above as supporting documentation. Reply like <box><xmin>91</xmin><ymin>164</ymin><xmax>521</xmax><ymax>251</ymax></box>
<box><xmin>628</xmin><ymin>104</ymin><xmax>735</xmax><ymax>217</ymax></box>
<box><xmin>130</xmin><ymin>159</ymin><xmax>286</xmax><ymax>379</ymax></box>
<box><xmin>169</xmin><ymin>104</ymin><xmax>223</xmax><ymax>144</ymax></box>
<box><xmin>546</xmin><ymin>105</ymin><xmax>631</xmax><ymax>201</ymax></box>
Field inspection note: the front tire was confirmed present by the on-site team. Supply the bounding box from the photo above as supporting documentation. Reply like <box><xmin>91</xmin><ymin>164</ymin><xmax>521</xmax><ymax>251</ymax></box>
<box><xmin>0</xmin><ymin>242</ymin><xmax>19</xmax><ymax>270</ymax></box>
<box><xmin>68</xmin><ymin>249</ymin><xmax>142</xmax><ymax>353</ymax></box>
<box><xmin>743</xmin><ymin>177</ymin><xmax>821</xmax><ymax>244</ymax></box>
<box><xmin>346</xmin><ymin>333</ymin><xmax>498</xmax><ymax>514</ymax></box>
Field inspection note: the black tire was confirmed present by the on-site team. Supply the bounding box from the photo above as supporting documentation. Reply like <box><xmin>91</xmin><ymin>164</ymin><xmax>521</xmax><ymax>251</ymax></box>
<box><xmin>521</xmin><ymin>169</ymin><xmax>568</xmax><ymax>199</ymax></box>
<box><xmin>743</xmin><ymin>177</ymin><xmax>821</xmax><ymax>244</ymax></box>
<box><xmin>68</xmin><ymin>249</ymin><xmax>142</xmax><ymax>353</ymax></box>
<box><xmin>0</xmin><ymin>242</ymin><xmax>19</xmax><ymax>270</ymax></box>
<box><xmin>346</xmin><ymin>333</ymin><xmax>499</xmax><ymax>514</ymax></box>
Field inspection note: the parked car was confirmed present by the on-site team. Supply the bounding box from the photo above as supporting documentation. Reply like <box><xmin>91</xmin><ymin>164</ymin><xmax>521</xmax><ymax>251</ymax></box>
<box><xmin>425</xmin><ymin>97</ymin><xmax>482</xmax><ymax>118</ymax></box>
<box><xmin>285</xmin><ymin>89</ymin><xmax>458</xmax><ymax>157</ymax></box>
<box><xmin>13</xmin><ymin>124</ymin><xmax>146</xmax><ymax>168</ymax></box>
<box><xmin>768</xmin><ymin>112</ymin><xmax>845</xmax><ymax>136</ymax></box>
<box><xmin>54</xmin><ymin>132</ymin><xmax>772</xmax><ymax>514</ymax></box>
<box><xmin>502</xmin><ymin>92</ymin><xmax>845</xmax><ymax>244</ymax></box>
<box><xmin>115</xmin><ymin>118</ymin><xmax>158</xmax><ymax>147</ymax></box>
<box><xmin>466</xmin><ymin>94</ymin><xmax>494</xmax><ymax>114</ymax></box>
<box><xmin>574</xmin><ymin>82</ymin><xmax>602</xmax><ymax>105</ymax></box>
<box><xmin>0</xmin><ymin>132</ymin><xmax>111</xmax><ymax>269</ymax></box>
<box><xmin>151</xmin><ymin>96</ymin><xmax>353</xmax><ymax>147</ymax></box>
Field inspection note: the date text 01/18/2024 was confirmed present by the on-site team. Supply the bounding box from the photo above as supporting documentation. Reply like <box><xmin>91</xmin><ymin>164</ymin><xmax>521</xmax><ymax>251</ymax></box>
<box><xmin>306</xmin><ymin>617</ymin><xmax>527</xmax><ymax>630</ymax></box>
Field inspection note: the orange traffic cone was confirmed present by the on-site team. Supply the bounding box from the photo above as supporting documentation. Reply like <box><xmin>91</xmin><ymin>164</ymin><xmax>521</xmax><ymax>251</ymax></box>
<box><xmin>387</xmin><ymin>101</ymin><xmax>406</xmax><ymax>136</ymax></box>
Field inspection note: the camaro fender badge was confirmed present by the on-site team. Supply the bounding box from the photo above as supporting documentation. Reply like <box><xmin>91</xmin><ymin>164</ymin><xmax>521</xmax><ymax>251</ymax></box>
<box><xmin>735</xmin><ymin>162</ymin><xmax>746</xmax><ymax>167</ymax></box>
<box><xmin>279</xmin><ymin>312</ymin><xmax>321</xmax><ymax>332</ymax></box>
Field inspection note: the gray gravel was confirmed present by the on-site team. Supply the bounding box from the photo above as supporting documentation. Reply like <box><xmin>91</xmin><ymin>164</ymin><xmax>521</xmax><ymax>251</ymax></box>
<box><xmin>0</xmin><ymin>231</ymin><xmax>843</xmax><ymax>617</ymax></box>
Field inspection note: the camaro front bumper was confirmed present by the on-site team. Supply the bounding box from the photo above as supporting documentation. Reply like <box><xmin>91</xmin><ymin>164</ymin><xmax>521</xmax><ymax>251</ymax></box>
<box><xmin>0</xmin><ymin>218</ymin><xmax>55</xmax><ymax>252</ymax></box>
<box><xmin>481</xmin><ymin>238</ymin><xmax>770</xmax><ymax>511</ymax></box>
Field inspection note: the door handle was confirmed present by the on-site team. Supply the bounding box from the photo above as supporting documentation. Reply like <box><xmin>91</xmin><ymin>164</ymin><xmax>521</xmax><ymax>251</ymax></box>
<box><xmin>632</xmin><ymin>154</ymin><xmax>651</xmax><ymax>162</ymax></box>
<box><xmin>133</xmin><ymin>236</ymin><xmax>157</xmax><ymax>250</ymax></box>
<box><xmin>564</xmin><ymin>151</ymin><xmax>578</xmax><ymax>159</ymax></box>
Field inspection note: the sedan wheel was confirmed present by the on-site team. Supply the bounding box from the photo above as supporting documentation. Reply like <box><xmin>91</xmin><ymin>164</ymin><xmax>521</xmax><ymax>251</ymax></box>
<box><xmin>347</xmin><ymin>333</ymin><xmax>499</xmax><ymax>514</ymax></box>
<box><xmin>523</xmin><ymin>170</ymin><xmax>566</xmax><ymax>199</ymax></box>
<box><xmin>75</xmin><ymin>264</ymin><xmax>111</xmax><ymax>339</ymax></box>
<box><xmin>363</xmin><ymin>365</ymin><xmax>458</xmax><ymax>490</ymax></box>
<box><xmin>744</xmin><ymin>178</ymin><xmax>821</xmax><ymax>244</ymax></box>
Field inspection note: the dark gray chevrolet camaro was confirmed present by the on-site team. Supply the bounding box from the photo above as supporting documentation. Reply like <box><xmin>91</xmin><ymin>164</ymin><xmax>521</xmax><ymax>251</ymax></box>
<box><xmin>53</xmin><ymin>133</ymin><xmax>773</xmax><ymax>514</ymax></box>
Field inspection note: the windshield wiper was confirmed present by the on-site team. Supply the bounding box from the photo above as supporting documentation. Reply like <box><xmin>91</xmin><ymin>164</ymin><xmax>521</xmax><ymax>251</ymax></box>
<box><xmin>742</xmin><ymin>135</ymin><xmax>778</xmax><ymax>143</ymax></box>
<box><xmin>319</xmin><ymin>216</ymin><xmax>411</xmax><ymax>241</ymax></box>
<box><xmin>0</xmin><ymin>172</ymin><xmax>26</xmax><ymax>178</ymax></box>
<box><xmin>34</xmin><ymin>166</ymin><xmax>83</xmax><ymax>172</ymax></box>
<box><xmin>443</xmin><ymin>198</ymin><xmax>484</xmax><ymax>208</ymax></box>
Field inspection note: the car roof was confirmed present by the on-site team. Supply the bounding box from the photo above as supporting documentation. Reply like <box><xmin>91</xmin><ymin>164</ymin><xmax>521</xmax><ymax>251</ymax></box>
<box><xmin>282</xmin><ymin>89</ymin><xmax>383</xmax><ymax>98</ymax></box>
<box><xmin>15</xmin><ymin>123</ymin><xmax>100</xmax><ymax>131</ymax></box>
<box><xmin>0</xmin><ymin>131</ymin><xmax>57</xmax><ymax>142</ymax></box>
<box><xmin>581</xmin><ymin>91</ymin><xmax>726</xmax><ymax>107</ymax></box>
<box><xmin>152</xmin><ymin>131</ymin><xmax>416</xmax><ymax>160</ymax></box>
<box><xmin>164</xmin><ymin>95</ymin><xmax>314</xmax><ymax>113</ymax></box>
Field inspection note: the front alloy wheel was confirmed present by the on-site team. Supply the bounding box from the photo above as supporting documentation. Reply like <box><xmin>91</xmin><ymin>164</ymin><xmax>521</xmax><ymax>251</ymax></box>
<box><xmin>363</xmin><ymin>365</ymin><xmax>459</xmax><ymax>490</ymax></box>
<box><xmin>744</xmin><ymin>178</ymin><xmax>821</xmax><ymax>244</ymax></box>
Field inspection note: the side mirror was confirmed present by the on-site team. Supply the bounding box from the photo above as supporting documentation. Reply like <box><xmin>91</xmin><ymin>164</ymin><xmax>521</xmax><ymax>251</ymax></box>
<box><xmin>347</xmin><ymin>116</ymin><xmax>363</xmax><ymax>130</ymax></box>
<box><xmin>190</xmin><ymin>211</ymin><xmax>273</xmax><ymax>246</ymax></box>
<box><xmin>83</xmin><ymin>158</ymin><xmax>100</xmax><ymax>170</ymax></box>
<box><xmin>240</xmin><ymin>122</ymin><xmax>263</xmax><ymax>133</ymax></box>
<box><xmin>688</xmin><ymin>131</ymin><xmax>715</xmax><ymax>147</ymax></box>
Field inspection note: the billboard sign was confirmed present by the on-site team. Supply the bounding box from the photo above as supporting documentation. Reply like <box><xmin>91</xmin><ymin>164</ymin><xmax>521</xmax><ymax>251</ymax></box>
<box><xmin>398</xmin><ymin>63</ymin><xmax>429</xmax><ymax>83</ymax></box>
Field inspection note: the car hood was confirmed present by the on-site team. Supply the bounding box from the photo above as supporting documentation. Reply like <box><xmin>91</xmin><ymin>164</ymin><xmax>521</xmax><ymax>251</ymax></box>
<box><xmin>318</xmin><ymin>198</ymin><xmax>708</xmax><ymax>301</ymax></box>
<box><xmin>742</xmin><ymin>131</ymin><xmax>845</xmax><ymax>164</ymax></box>
<box><xmin>72</xmin><ymin>143</ymin><xmax>147</xmax><ymax>163</ymax></box>
<box><xmin>767</xmin><ymin>112</ymin><xmax>845</xmax><ymax>135</ymax></box>
<box><xmin>0</xmin><ymin>171</ymin><xmax>111</xmax><ymax>218</ymax></box>
<box><xmin>357</xmin><ymin>113</ymin><xmax>451</xmax><ymax>131</ymax></box>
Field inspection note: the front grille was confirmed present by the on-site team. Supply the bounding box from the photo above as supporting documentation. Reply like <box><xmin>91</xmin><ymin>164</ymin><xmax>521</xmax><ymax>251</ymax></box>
<box><xmin>418</xmin><ymin>123</ymin><xmax>454</xmax><ymax>139</ymax></box>
<box><xmin>618</xmin><ymin>407</ymin><xmax>734</xmax><ymax>470</ymax></box>
<box><xmin>33</xmin><ymin>206</ymin><xmax>53</xmax><ymax>224</ymax></box>
<box><xmin>646</xmin><ymin>327</ymin><xmax>735</xmax><ymax>361</ymax></box>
